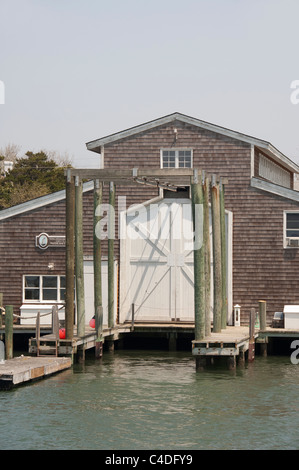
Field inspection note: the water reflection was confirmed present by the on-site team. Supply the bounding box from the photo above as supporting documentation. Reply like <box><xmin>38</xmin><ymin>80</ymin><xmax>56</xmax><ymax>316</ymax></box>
<box><xmin>1</xmin><ymin>351</ymin><xmax>299</xmax><ymax>449</ymax></box>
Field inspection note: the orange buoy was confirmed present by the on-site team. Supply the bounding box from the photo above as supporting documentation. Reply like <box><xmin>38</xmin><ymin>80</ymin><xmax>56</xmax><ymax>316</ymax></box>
<box><xmin>89</xmin><ymin>318</ymin><xmax>95</xmax><ymax>329</ymax></box>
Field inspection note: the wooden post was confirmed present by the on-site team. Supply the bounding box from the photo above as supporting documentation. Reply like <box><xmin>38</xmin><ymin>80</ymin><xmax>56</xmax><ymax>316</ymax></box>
<box><xmin>248</xmin><ymin>308</ymin><xmax>255</xmax><ymax>362</ymax></box>
<box><xmin>227</xmin><ymin>356</ymin><xmax>236</xmax><ymax>370</ymax></box>
<box><xmin>168</xmin><ymin>333</ymin><xmax>177</xmax><ymax>351</ymax></box>
<box><xmin>94</xmin><ymin>180</ymin><xmax>103</xmax><ymax>352</ymax></box>
<box><xmin>259</xmin><ymin>300</ymin><xmax>267</xmax><ymax>330</ymax></box>
<box><xmin>238</xmin><ymin>348</ymin><xmax>246</xmax><ymax>367</ymax></box>
<box><xmin>65</xmin><ymin>170</ymin><xmax>75</xmax><ymax>340</ymax></box>
<box><xmin>203</xmin><ymin>173</ymin><xmax>211</xmax><ymax>337</ymax></box>
<box><xmin>75</xmin><ymin>176</ymin><xmax>85</xmax><ymax>338</ymax></box>
<box><xmin>131</xmin><ymin>303</ymin><xmax>135</xmax><ymax>331</ymax></box>
<box><xmin>108</xmin><ymin>182</ymin><xmax>115</xmax><ymax>329</ymax></box>
<box><xmin>0</xmin><ymin>294</ymin><xmax>3</xmax><ymax>341</ymax></box>
<box><xmin>211</xmin><ymin>175</ymin><xmax>222</xmax><ymax>333</ymax></box>
<box><xmin>36</xmin><ymin>311</ymin><xmax>40</xmax><ymax>356</ymax></box>
<box><xmin>191</xmin><ymin>170</ymin><xmax>206</xmax><ymax>342</ymax></box>
<box><xmin>52</xmin><ymin>305</ymin><xmax>59</xmax><ymax>339</ymax></box>
<box><xmin>259</xmin><ymin>300</ymin><xmax>267</xmax><ymax>357</ymax></box>
<box><xmin>220</xmin><ymin>179</ymin><xmax>227</xmax><ymax>329</ymax></box>
<box><xmin>0</xmin><ymin>293</ymin><xmax>3</xmax><ymax>329</ymax></box>
<box><xmin>5</xmin><ymin>305</ymin><xmax>13</xmax><ymax>359</ymax></box>
<box><xmin>95</xmin><ymin>306</ymin><xmax>103</xmax><ymax>359</ymax></box>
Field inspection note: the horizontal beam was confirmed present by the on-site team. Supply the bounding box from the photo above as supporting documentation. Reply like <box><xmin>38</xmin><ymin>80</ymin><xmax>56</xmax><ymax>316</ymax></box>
<box><xmin>192</xmin><ymin>346</ymin><xmax>239</xmax><ymax>356</ymax></box>
<box><xmin>65</xmin><ymin>168</ymin><xmax>228</xmax><ymax>185</ymax></box>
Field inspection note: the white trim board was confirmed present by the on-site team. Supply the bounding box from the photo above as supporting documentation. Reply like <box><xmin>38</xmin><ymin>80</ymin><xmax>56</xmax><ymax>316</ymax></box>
<box><xmin>251</xmin><ymin>177</ymin><xmax>299</xmax><ymax>203</ymax></box>
<box><xmin>0</xmin><ymin>181</ymin><xmax>94</xmax><ymax>222</ymax></box>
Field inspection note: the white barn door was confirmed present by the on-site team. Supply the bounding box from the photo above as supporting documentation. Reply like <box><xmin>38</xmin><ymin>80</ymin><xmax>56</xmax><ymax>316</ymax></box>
<box><xmin>120</xmin><ymin>198</ymin><xmax>196</xmax><ymax>322</ymax></box>
<box><xmin>119</xmin><ymin>197</ymin><xmax>232</xmax><ymax>324</ymax></box>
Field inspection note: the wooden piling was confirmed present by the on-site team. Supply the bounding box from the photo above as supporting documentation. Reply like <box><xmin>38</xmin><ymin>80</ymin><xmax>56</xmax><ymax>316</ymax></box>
<box><xmin>93</xmin><ymin>180</ymin><xmax>103</xmax><ymax>344</ymax></box>
<box><xmin>52</xmin><ymin>305</ymin><xmax>59</xmax><ymax>339</ymax></box>
<box><xmin>259</xmin><ymin>300</ymin><xmax>267</xmax><ymax>330</ymax></box>
<box><xmin>211</xmin><ymin>175</ymin><xmax>222</xmax><ymax>333</ymax></box>
<box><xmin>0</xmin><ymin>294</ymin><xmax>3</xmax><ymax>341</ymax></box>
<box><xmin>131</xmin><ymin>303</ymin><xmax>135</xmax><ymax>331</ymax></box>
<box><xmin>248</xmin><ymin>308</ymin><xmax>255</xmax><ymax>362</ymax></box>
<box><xmin>0</xmin><ymin>293</ymin><xmax>3</xmax><ymax>328</ymax></box>
<box><xmin>191</xmin><ymin>170</ymin><xmax>206</xmax><ymax>341</ymax></box>
<box><xmin>220</xmin><ymin>180</ymin><xmax>227</xmax><ymax>329</ymax></box>
<box><xmin>75</xmin><ymin>176</ymin><xmax>85</xmax><ymax>337</ymax></box>
<box><xmin>259</xmin><ymin>300</ymin><xmax>267</xmax><ymax>357</ymax></box>
<box><xmin>203</xmin><ymin>174</ymin><xmax>211</xmax><ymax>337</ymax></box>
<box><xmin>108</xmin><ymin>182</ymin><xmax>115</xmax><ymax>329</ymax></box>
<box><xmin>65</xmin><ymin>170</ymin><xmax>75</xmax><ymax>340</ymax></box>
<box><xmin>227</xmin><ymin>356</ymin><xmax>236</xmax><ymax>370</ymax></box>
<box><xmin>5</xmin><ymin>305</ymin><xmax>13</xmax><ymax>359</ymax></box>
<box><xmin>95</xmin><ymin>305</ymin><xmax>103</xmax><ymax>359</ymax></box>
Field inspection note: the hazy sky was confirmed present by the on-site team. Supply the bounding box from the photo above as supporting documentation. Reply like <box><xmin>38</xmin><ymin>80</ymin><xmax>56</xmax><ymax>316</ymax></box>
<box><xmin>1</xmin><ymin>0</ymin><xmax>299</xmax><ymax>167</ymax></box>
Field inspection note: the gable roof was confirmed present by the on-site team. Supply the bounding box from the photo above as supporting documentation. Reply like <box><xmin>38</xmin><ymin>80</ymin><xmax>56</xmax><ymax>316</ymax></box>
<box><xmin>86</xmin><ymin>112</ymin><xmax>299</xmax><ymax>174</ymax></box>
<box><xmin>0</xmin><ymin>180</ymin><xmax>94</xmax><ymax>222</ymax></box>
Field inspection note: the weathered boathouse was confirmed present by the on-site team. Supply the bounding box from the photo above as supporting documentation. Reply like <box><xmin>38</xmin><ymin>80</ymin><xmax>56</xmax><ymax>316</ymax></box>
<box><xmin>1</xmin><ymin>112</ymin><xmax>299</xmax><ymax>342</ymax></box>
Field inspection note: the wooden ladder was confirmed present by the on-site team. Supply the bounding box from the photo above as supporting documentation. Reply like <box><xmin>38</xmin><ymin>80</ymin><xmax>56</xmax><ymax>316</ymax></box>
<box><xmin>35</xmin><ymin>306</ymin><xmax>60</xmax><ymax>357</ymax></box>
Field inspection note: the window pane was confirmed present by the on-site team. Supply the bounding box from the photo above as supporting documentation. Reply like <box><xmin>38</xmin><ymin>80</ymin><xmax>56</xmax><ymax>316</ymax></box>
<box><xmin>162</xmin><ymin>155</ymin><xmax>175</xmax><ymax>168</ymax></box>
<box><xmin>43</xmin><ymin>289</ymin><xmax>58</xmax><ymax>301</ymax></box>
<box><xmin>287</xmin><ymin>230</ymin><xmax>299</xmax><ymax>237</ymax></box>
<box><xmin>43</xmin><ymin>276</ymin><xmax>57</xmax><ymax>288</ymax></box>
<box><xmin>60</xmin><ymin>276</ymin><xmax>66</xmax><ymax>288</ymax></box>
<box><xmin>25</xmin><ymin>289</ymin><xmax>40</xmax><ymax>300</ymax></box>
<box><xmin>25</xmin><ymin>276</ymin><xmax>39</xmax><ymax>288</ymax></box>
<box><xmin>60</xmin><ymin>289</ymin><xmax>65</xmax><ymax>301</ymax></box>
<box><xmin>178</xmin><ymin>152</ymin><xmax>191</xmax><ymax>168</ymax></box>
<box><xmin>287</xmin><ymin>213</ymin><xmax>299</xmax><ymax>229</ymax></box>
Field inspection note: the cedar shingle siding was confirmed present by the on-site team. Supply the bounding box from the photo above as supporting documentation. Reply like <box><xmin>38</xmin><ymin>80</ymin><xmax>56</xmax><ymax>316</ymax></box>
<box><xmin>1</xmin><ymin>118</ymin><xmax>299</xmax><ymax>325</ymax></box>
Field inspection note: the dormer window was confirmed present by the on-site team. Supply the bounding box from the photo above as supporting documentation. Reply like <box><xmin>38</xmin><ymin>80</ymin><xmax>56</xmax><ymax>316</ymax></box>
<box><xmin>161</xmin><ymin>149</ymin><xmax>193</xmax><ymax>169</ymax></box>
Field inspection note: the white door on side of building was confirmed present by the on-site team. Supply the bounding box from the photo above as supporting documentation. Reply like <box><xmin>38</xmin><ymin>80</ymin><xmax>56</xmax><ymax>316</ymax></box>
<box><xmin>83</xmin><ymin>259</ymin><xmax>118</xmax><ymax>326</ymax></box>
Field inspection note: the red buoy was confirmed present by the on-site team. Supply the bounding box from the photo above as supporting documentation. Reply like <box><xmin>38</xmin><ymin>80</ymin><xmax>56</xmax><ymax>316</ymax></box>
<box><xmin>89</xmin><ymin>318</ymin><xmax>95</xmax><ymax>329</ymax></box>
<box><xmin>59</xmin><ymin>328</ymin><xmax>66</xmax><ymax>339</ymax></box>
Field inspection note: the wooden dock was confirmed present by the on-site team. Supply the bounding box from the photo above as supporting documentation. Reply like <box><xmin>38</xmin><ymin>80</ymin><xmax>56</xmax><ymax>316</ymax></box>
<box><xmin>192</xmin><ymin>326</ymin><xmax>257</xmax><ymax>356</ymax></box>
<box><xmin>27</xmin><ymin>324</ymin><xmax>132</xmax><ymax>356</ymax></box>
<box><xmin>191</xmin><ymin>326</ymin><xmax>259</xmax><ymax>369</ymax></box>
<box><xmin>0</xmin><ymin>355</ymin><xmax>72</xmax><ymax>390</ymax></box>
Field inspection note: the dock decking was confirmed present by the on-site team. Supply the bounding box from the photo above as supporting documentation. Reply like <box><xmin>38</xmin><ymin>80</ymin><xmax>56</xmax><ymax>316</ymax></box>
<box><xmin>192</xmin><ymin>326</ymin><xmax>258</xmax><ymax>357</ymax></box>
<box><xmin>0</xmin><ymin>355</ymin><xmax>72</xmax><ymax>390</ymax></box>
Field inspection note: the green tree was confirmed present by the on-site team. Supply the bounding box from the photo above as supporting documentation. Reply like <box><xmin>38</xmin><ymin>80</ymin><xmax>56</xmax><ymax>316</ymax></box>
<box><xmin>0</xmin><ymin>150</ymin><xmax>70</xmax><ymax>209</ymax></box>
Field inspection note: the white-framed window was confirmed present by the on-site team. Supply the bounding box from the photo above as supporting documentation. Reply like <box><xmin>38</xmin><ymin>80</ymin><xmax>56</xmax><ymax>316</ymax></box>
<box><xmin>23</xmin><ymin>275</ymin><xmax>66</xmax><ymax>303</ymax></box>
<box><xmin>284</xmin><ymin>211</ymin><xmax>299</xmax><ymax>248</ymax></box>
<box><xmin>160</xmin><ymin>149</ymin><xmax>193</xmax><ymax>169</ymax></box>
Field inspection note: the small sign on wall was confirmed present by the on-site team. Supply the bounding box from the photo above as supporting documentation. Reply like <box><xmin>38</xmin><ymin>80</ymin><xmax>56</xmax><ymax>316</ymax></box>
<box><xmin>35</xmin><ymin>233</ymin><xmax>65</xmax><ymax>250</ymax></box>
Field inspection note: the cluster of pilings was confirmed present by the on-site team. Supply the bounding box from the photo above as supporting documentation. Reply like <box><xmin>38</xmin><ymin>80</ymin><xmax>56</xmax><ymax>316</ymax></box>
<box><xmin>65</xmin><ymin>171</ymin><xmax>116</xmax><ymax>360</ymax></box>
<box><xmin>191</xmin><ymin>170</ymin><xmax>227</xmax><ymax>342</ymax></box>
<box><xmin>64</xmin><ymin>168</ymin><xmax>228</xmax><ymax>361</ymax></box>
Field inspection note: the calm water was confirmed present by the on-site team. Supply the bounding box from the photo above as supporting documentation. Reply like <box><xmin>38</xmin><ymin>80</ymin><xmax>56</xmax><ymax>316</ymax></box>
<box><xmin>1</xmin><ymin>350</ymin><xmax>299</xmax><ymax>450</ymax></box>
